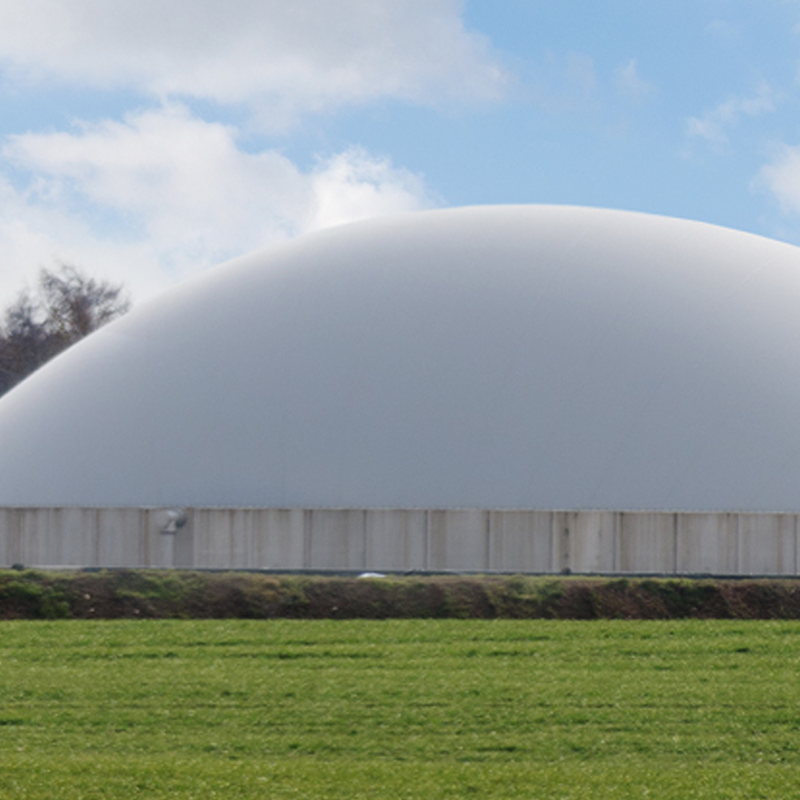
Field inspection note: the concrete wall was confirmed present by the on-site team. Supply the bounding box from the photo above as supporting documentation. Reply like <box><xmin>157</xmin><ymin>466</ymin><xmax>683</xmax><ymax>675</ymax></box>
<box><xmin>0</xmin><ymin>507</ymin><xmax>798</xmax><ymax>575</ymax></box>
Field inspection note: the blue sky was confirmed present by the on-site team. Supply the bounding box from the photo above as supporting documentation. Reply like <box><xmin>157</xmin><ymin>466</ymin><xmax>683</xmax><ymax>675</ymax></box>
<box><xmin>1</xmin><ymin>0</ymin><xmax>800</xmax><ymax>302</ymax></box>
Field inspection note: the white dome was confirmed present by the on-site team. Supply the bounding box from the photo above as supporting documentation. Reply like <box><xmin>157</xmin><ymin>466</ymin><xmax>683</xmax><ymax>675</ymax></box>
<box><xmin>2</xmin><ymin>204</ymin><xmax>800</xmax><ymax>512</ymax></box>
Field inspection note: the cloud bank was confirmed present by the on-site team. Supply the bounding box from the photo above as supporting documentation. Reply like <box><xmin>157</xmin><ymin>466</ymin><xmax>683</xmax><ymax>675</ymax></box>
<box><xmin>1</xmin><ymin>106</ymin><xmax>437</xmax><ymax>299</ymax></box>
<box><xmin>0</xmin><ymin>0</ymin><xmax>505</xmax><ymax>126</ymax></box>
<box><xmin>0</xmin><ymin>1</ymin><xmax>503</xmax><ymax>301</ymax></box>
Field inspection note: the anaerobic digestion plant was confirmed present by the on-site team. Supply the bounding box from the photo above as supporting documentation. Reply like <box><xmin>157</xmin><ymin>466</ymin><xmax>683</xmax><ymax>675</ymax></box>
<box><xmin>2</xmin><ymin>205</ymin><xmax>800</xmax><ymax>574</ymax></box>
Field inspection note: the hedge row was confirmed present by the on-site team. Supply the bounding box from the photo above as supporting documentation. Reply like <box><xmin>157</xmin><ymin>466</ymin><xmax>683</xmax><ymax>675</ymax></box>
<box><xmin>1</xmin><ymin>569</ymin><xmax>800</xmax><ymax>620</ymax></box>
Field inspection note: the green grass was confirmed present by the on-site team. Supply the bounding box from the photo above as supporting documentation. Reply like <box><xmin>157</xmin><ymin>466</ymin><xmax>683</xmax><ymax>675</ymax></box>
<box><xmin>1</xmin><ymin>619</ymin><xmax>799</xmax><ymax>797</ymax></box>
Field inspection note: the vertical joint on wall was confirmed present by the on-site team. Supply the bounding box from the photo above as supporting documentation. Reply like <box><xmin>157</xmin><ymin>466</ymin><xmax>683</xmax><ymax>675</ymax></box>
<box><xmin>423</xmin><ymin>510</ymin><xmax>430</xmax><ymax>571</ymax></box>
<box><xmin>10</xmin><ymin>509</ymin><xmax>22</xmax><ymax>567</ymax></box>
<box><xmin>93</xmin><ymin>508</ymin><xmax>101</xmax><ymax>568</ymax></box>
<box><xmin>140</xmin><ymin>510</ymin><xmax>148</xmax><ymax>567</ymax></box>
<box><xmin>228</xmin><ymin>508</ymin><xmax>235</xmax><ymax>565</ymax></box>
<box><xmin>361</xmin><ymin>510</ymin><xmax>367</xmax><ymax>571</ymax></box>
<box><xmin>485</xmin><ymin>511</ymin><xmax>492</xmax><ymax>572</ymax></box>
<box><xmin>303</xmin><ymin>510</ymin><xmax>312</xmax><ymax>569</ymax></box>
<box><xmin>672</xmin><ymin>513</ymin><xmax>679</xmax><ymax>575</ymax></box>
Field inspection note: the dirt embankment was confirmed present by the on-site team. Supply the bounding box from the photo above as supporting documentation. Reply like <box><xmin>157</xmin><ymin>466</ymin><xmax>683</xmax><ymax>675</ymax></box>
<box><xmin>1</xmin><ymin>569</ymin><xmax>800</xmax><ymax>620</ymax></box>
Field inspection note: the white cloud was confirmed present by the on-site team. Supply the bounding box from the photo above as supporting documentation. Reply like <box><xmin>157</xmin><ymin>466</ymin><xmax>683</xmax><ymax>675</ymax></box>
<box><xmin>0</xmin><ymin>106</ymin><xmax>437</xmax><ymax>301</ymax></box>
<box><xmin>614</xmin><ymin>59</ymin><xmax>655</xmax><ymax>100</ymax></box>
<box><xmin>0</xmin><ymin>0</ymin><xmax>506</xmax><ymax>127</ymax></box>
<box><xmin>0</xmin><ymin>174</ymin><xmax>160</xmax><ymax>305</ymax></box>
<box><xmin>758</xmin><ymin>143</ymin><xmax>800</xmax><ymax>216</ymax></box>
<box><xmin>0</xmin><ymin>2</ymin><xmax>487</xmax><ymax>304</ymax></box>
<box><xmin>4</xmin><ymin>106</ymin><xmax>309</xmax><ymax>261</ymax></box>
<box><xmin>686</xmin><ymin>84</ymin><xmax>776</xmax><ymax>148</ymax></box>
<box><xmin>308</xmin><ymin>148</ymin><xmax>435</xmax><ymax>230</ymax></box>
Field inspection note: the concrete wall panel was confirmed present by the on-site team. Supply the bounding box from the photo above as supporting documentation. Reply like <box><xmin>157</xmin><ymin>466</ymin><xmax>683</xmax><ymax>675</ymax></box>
<box><xmin>228</xmin><ymin>509</ymin><xmax>255</xmax><ymax>569</ymax></box>
<box><xmin>1</xmin><ymin>506</ymin><xmax>799</xmax><ymax>575</ymax></box>
<box><xmin>146</xmin><ymin>510</ymin><xmax>166</xmax><ymax>567</ymax></box>
<box><xmin>0</xmin><ymin>508</ymin><xmax>20</xmax><ymax>565</ymax></box>
<box><xmin>191</xmin><ymin>509</ymin><xmax>232</xmax><ymax>568</ymax></box>
<box><xmin>738</xmin><ymin>513</ymin><xmax>797</xmax><ymax>576</ymax></box>
<box><xmin>251</xmin><ymin>509</ymin><xmax>306</xmax><ymax>570</ymax></box>
<box><xmin>0</xmin><ymin>509</ymin><xmax>9</xmax><ymax>565</ymax></box>
<box><xmin>619</xmin><ymin>512</ymin><xmax>677</xmax><ymax>573</ymax></box>
<box><xmin>551</xmin><ymin>512</ymin><xmax>570</xmax><ymax>573</ymax></box>
<box><xmin>95</xmin><ymin>508</ymin><xmax>144</xmax><ymax>566</ymax></box>
<box><xmin>677</xmin><ymin>513</ymin><xmax>738</xmax><ymax>574</ymax></box>
<box><xmin>22</xmin><ymin>509</ymin><xmax>58</xmax><ymax>567</ymax></box>
<box><xmin>489</xmin><ymin>511</ymin><xmax>553</xmax><ymax>572</ymax></box>
<box><xmin>10</xmin><ymin>509</ymin><xmax>37</xmax><ymax>566</ymax></box>
<box><xmin>551</xmin><ymin>511</ymin><xmax>617</xmax><ymax>573</ymax></box>
<box><xmin>308</xmin><ymin>510</ymin><xmax>366</xmax><ymax>571</ymax></box>
<box><xmin>365</xmin><ymin>509</ymin><xmax>426</xmax><ymax>571</ymax></box>
<box><xmin>172</xmin><ymin>510</ymin><xmax>195</xmax><ymax>569</ymax></box>
<box><xmin>57</xmin><ymin>507</ymin><xmax>97</xmax><ymax>566</ymax></box>
<box><xmin>568</xmin><ymin>511</ymin><xmax>617</xmax><ymax>573</ymax></box>
<box><xmin>428</xmin><ymin>510</ymin><xmax>488</xmax><ymax>570</ymax></box>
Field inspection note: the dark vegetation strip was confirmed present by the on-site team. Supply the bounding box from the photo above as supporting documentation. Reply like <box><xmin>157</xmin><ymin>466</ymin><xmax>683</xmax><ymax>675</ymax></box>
<box><xmin>1</xmin><ymin>569</ymin><xmax>800</xmax><ymax>620</ymax></box>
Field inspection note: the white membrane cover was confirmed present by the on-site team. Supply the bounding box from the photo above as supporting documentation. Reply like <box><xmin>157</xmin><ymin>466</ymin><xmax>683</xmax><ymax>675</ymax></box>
<box><xmin>2</xmin><ymin>205</ymin><xmax>800</xmax><ymax>511</ymax></box>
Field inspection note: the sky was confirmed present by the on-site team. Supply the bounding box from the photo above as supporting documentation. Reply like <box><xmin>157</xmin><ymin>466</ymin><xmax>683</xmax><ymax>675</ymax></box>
<box><xmin>1</xmin><ymin>0</ymin><xmax>800</xmax><ymax>304</ymax></box>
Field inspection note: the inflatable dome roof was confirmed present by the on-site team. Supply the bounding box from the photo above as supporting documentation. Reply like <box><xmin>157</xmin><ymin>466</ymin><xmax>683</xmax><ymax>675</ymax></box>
<box><xmin>2</xmin><ymin>205</ymin><xmax>800</xmax><ymax>512</ymax></box>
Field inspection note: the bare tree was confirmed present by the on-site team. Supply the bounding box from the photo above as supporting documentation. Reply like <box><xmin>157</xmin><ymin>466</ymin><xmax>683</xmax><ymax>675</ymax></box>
<box><xmin>0</xmin><ymin>265</ymin><xmax>131</xmax><ymax>396</ymax></box>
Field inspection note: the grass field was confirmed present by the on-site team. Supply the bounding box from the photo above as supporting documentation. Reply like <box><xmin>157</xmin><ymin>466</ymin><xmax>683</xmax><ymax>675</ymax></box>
<box><xmin>0</xmin><ymin>619</ymin><xmax>799</xmax><ymax>798</ymax></box>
